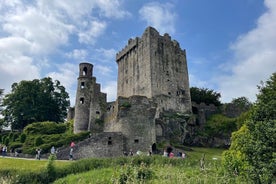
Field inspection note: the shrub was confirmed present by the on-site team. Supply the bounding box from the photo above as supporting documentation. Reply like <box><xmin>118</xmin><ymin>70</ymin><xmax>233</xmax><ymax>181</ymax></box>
<box><xmin>34</xmin><ymin>136</ymin><xmax>44</xmax><ymax>146</ymax></box>
<box><xmin>20</xmin><ymin>133</ymin><xmax>27</xmax><ymax>143</ymax></box>
<box><xmin>24</xmin><ymin>121</ymin><xmax>66</xmax><ymax>135</ymax></box>
<box><xmin>46</xmin><ymin>154</ymin><xmax>56</xmax><ymax>181</ymax></box>
<box><xmin>9</xmin><ymin>142</ymin><xmax>23</xmax><ymax>150</ymax></box>
<box><xmin>205</xmin><ymin>114</ymin><xmax>237</xmax><ymax>137</ymax></box>
<box><xmin>4</xmin><ymin>137</ymin><xmax>9</xmax><ymax>146</ymax></box>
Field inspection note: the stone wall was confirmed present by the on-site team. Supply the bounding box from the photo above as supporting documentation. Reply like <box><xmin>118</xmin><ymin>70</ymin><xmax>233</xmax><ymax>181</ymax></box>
<box><xmin>104</xmin><ymin>96</ymin><xmax>157</xmax><ymax>153</ymax></box>
<box><xmin>56</xmin><ymin>132</ymin><xmax>125</xmax><ymax>160</ymax></box>
<box><xmin>116</xmin><ymin>27</ymin><xmax>191</xmax><ymax>113</ymax></box>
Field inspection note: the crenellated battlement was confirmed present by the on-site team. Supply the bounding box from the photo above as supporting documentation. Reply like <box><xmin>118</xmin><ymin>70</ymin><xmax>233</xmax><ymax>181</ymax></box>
<box><xmin>116</xmin><ymin>37</ymin><xmax>138</xmax><ymax>61</ymax></box>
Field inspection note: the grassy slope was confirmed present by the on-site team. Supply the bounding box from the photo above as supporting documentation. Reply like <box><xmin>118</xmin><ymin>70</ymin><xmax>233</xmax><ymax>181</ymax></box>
<box><xmin>0</xmin><ymin>148</ymin><xmax>246</xmax><ymax>184</ymax></box>
<box><xmin>54</xmin><ymin>147</ymin><xmax>233</xmax><ymax>184</ymax></box>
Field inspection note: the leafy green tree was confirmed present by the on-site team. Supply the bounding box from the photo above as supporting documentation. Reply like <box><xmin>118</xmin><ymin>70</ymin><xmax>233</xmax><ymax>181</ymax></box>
<box><xmin>1</xmin><ymin>77</ymin><xmax>70</xmax><ymax>130</ymax></box>
<box><xmin>231</xmin><ymin>97</ymin><xmax>252</xmax><ymax>111</ymax></box>
<box><xmin>223</xmin><ymin>73</ymin><xmax>276</xmax><ymax>183</ymax></box>
<box><xmin>190</xmin><ymin>87</ymin><xmax>221</xmax><ymax>106</ymax></box>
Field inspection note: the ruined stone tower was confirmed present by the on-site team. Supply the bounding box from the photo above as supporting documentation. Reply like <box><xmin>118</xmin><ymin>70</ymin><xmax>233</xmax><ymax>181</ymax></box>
<box><xmin>74</xmin><ymin>63</ymin><xmax>107</xmax><ymax>133</ymax></box>
<box><xmin>116</xmin><ymin>27</ymin><xmax>191</xmax><ymax>113</ymax></box>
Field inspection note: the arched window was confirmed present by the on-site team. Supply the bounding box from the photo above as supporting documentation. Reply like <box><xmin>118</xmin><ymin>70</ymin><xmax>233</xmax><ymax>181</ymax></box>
<box><xmin>81</xmin><ymin>82</ymin><xmax>85</xmax><ymax>89</ymax></box>
<box><xmin>80</xmin><ymin>98</ymin><xmax>84</xmax><ymax>104</ymax></box>
<box><xmin>82</xmin><ymin>67</ymin><xmax>88</xmax><ymax>76</ymax></box>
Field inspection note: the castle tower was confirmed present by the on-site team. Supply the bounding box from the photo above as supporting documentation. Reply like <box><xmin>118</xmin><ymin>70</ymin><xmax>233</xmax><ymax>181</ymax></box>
<box><xmin>116</xmin><ymin>27</ymin><xmax>192</xmax><ymax>113</ymax></box>
<box><xmin>74</xmin><ymin>63</ymin><xmax>107</xmax><ymax>133</ymax></box>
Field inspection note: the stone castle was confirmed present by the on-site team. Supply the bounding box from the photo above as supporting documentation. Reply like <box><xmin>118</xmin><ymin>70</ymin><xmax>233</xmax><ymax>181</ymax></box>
<box><xmin>62</xmin><ymin>27</ymin><xmax>194</xmax><ymax>159</ymax></box>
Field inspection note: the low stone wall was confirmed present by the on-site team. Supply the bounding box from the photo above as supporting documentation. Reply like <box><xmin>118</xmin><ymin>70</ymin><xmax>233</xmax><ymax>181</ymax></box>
<box><xmin>56</xmin><ymin>132</ymin><xmax>126</xmax><ymax>160</ymax></box>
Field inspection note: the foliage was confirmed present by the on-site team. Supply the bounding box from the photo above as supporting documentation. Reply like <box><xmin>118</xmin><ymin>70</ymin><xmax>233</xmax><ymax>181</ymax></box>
<box><xmin>24</xmin><ymin>121</ymin><xmax>67</xmax><ymax>135</ymax></box>
<box><xmin>190</xmin><ymin>87</ymin><xmax>221</xmax><ymax>106</ymax></box>
<box><xmin>230</xmin><ymin>97</ymin><xmax>252</xmax><ymax>111</ymax></box>
<box><xmin>1</xmin><ymin>77</ymin><xmax>70</xmax><ymax>130</ymax></box>
<box><xmin>120</xmin><ymin>101</ymin><xmax>131</xmax><ymax>108</ymax></box>
<box><xmin>112</xmin><ymin>162</ymin><xmax>154</xmax><ymax>183</ymax></box>
<box><xmin>0</xmin><ymin>147</ymin><xmax>249</xmax><ymax>184</ymax></box>
<box><xmin>204</xmin><ymin>114</ymin><xmax>237</xmax><ymax>137</ymax></box>
<box><xmin>20</xmin><ymin>133</ymin><xmax>27</xmax><ymax>143</ymax></box>
<box><xmin>47</xmin><ymin>154</ymin><xmax>57</xmax><ymax>181</ymax></box>
<box><xmin>8</xmin><ymin>142</ymin><xmax>23</xmax><ymax>150</ymax></box>
<box><xmin>34</xmin><ymin>136</ymin><xmax>44</xmax><ymax>146</ymax></box>
<box><xmin>223</xmin><ymin>73</ymin><xmax>276</xmax><ymax>183</ymax></box>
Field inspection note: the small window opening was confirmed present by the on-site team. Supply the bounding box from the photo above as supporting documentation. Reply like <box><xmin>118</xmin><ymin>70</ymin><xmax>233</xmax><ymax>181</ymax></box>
<box><xmin>80</xmin><ymin>98</ymin><xmax>84</xmax><ymax>104</ymax></box>
<box><xmin>81</xmin><ymin>82</ymin><xmax>85</xmax><ymax>89</ymax></box>
<box><xmin>134</xmin><ymin>139</ymin><xmax>139</xmax><ymax>143</ymax></box>
<box><xmin>108</xmin><ymin>137</ymin><xmax>112</xmax><ymax>145</ymax></box>
<box><xmin>82</xmin><ymin>67</ymin><xmax>88</xmax><ymax>76</ymax></box>
<box><xmin>168</xmin><ymin>92</ymin><xmax>171</xmax><ymax>95</ymax></box>
<box><xmin>96</xmin><ymin>111</ymin><xmax>100</xmax><ymax>115</ymax></box>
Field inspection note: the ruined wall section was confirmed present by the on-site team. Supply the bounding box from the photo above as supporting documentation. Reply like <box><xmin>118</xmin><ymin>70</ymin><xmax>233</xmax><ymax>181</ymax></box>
<box><xmin>104</xmin><ymin>96</ymin><xmax>157</xmax><ymax>153</ymax></box>
<box><xmin>56</xmin><ymin>132</ymin><xmax>126</xmax><ymax>159</ymax></box>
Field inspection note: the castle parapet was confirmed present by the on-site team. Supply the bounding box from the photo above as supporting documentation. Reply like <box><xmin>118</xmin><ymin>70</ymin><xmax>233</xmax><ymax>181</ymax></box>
<box><xmin>116</xmin><ymin>37</ymin><xmax>138</xmax><ymax>62</ymax></box>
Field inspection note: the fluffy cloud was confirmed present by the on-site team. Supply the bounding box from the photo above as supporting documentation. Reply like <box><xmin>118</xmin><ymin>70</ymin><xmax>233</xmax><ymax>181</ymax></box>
<box><xmin>0</xmin><ymin>0</ymin><xmax>129</xmax><ymax>100</ymax></box>
<box><xmin>66</xmin><ymin>49</ymin><xmax>88</xmax><ymax>60</ymax></box>
<box><xmin>218</xmin><ymin>0</ymin><xmax>276</xmax><ymax>102</ymax></box>
<box><xmin>139</xmin><ymin>2</ymin><xmax>176</xmax><ymax>34</ymax></box>
<box><xmin>47</xmin><ymin>63</ymin><xmax>78</xmax><ymax>105</ymax></box>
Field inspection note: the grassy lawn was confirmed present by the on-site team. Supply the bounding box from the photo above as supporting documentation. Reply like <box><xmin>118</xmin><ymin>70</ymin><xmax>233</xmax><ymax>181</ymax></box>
<box><xmin>0</xmin><ymin>157</ymin><xmax>71</xmax><ymax>172</ymax></box>
<box><xmin>0</xmin><ymin>147</ymin><xmax>247</xmax><ymax>184</ymax></box>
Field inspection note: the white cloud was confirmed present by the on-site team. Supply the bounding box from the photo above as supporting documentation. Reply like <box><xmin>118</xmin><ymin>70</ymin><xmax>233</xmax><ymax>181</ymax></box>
<box><xmin>78</xmin><ymin>20</ymin><xmax>106</xmax><ymax>44</ymax></box>
<box><xmin>0</xmin><ymin>0</ymin><xmax>129</xmax><ymax>101</ymax></box>
<box><xmin>95</xmin><ymin>65</ymin><xmax>113</xmax><ymax>75</ymax></box>
<box><xmin>95</xmin><ymin>48</ymin><xmax>116</xmax><ymax>62</ymax></box>
<box><xmin>47</xmin><ymin>63</ymin><xmax>78</xmax><ymax>105</ymax></box>
<box><xmin>66</xmin><ymin>49</ymin><xmax>88</xmax><ymax>60</ymax></box>
<box><xmin>139</xmin><ymin>2</ymin><xmax>176</xmax><ymax>34</ymax></box>
<box><xmin>189</xmin><ymin>74</ymin><xmax>208</xmax><ymax>88</ymax></box>
<box><xmin>102</xmin><ymin>81</ymin><xmax>117</xmax><ymax>102</ymax></box>
<box><xmin>218</xmin><ymin>0</ymin><xmax>276</xmax><ymax>102</ymax></box>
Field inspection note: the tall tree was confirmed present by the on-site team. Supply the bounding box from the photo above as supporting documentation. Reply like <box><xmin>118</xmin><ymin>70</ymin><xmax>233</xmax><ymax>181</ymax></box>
<box><xmin>190</xmin><ymin>87</ymin><xmax>221</xmax><ymax>106</ymax></box>
<box><xmin>222</xmin><ymin>73</ymin><xmax>276</xmax><ymax>183</ymax></box>
<box><xmin>1</xmin><ymin>77</ymin><xmax>70</xmax><ymax>130</ymax></box>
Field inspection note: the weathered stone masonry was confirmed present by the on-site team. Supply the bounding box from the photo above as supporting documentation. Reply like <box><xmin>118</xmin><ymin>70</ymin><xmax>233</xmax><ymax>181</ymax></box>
<box><xmin>69</xmin><ymin>27</ymin><xmax>193</xmax><ymax>159</ymax></box>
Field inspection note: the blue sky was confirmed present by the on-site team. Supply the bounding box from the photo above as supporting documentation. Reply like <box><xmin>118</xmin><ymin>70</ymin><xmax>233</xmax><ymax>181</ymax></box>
<box><xmin>0</xmin><ymin>0</ymin><xmax>275</xmax><ymax>106</ymax></box>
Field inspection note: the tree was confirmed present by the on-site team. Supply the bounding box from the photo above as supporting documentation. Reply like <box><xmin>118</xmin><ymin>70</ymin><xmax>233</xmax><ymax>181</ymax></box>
<box><xmin>190</xmin><ymin>87</ymin><xmax>221</xmax><ymax>106</ymax></box>
<box><xmin>222</xmin><ymin>73</ymin><xmax>276</xmax><ymax>183</ymax></box>
<box><xmin>230</xmin><ymin>97</ymin><xmax>252</xmax><ymax>111</ymax></box>
<box><xmin>1</xmin><ymin>77</ymin><xmax>70</xmax><ymax>130</ymax></box>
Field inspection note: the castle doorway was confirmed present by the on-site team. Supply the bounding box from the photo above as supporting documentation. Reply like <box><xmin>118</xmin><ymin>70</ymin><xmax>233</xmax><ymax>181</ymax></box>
<box><xmin>152</xmin><ymin>143</ymin><xmax>157</xmax><ymax>154</ymax></box>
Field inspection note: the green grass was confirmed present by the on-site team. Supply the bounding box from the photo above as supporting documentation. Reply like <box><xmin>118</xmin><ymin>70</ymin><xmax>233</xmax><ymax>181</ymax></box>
<box><xmin>0</xmin><ymin>157</ymin><xmax>71</xmax><ymax>172</ymax></box>
<box><xmin>0</xmin><ymin>147</ymin><xmax>247</xmax><ymax>184</ymax></box>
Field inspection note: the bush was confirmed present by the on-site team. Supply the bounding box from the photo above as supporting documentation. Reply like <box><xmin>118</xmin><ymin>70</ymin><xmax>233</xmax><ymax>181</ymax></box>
<box><xmin>205</xmin><ymin>114</ymin><xmax>237</xmax><ymax>137</ymax></box>
<box><xmin>34</xmin><ymin>136</ymin><xmax>44</xmax><ymax>146</ymax></box>
<box><xmin>20</xmin><ymin>133</ymin><xmax>27</xmax><ymax>143</ymax></box>
<box><xmin>9</xmin><ymin>142</ymin><xmax>23</xmax><ymax>150</ymax></box>
<box><xmin>24</xmin><ymin>121</ymin><xmax>66</xmax><ymax>135</ymax></box>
